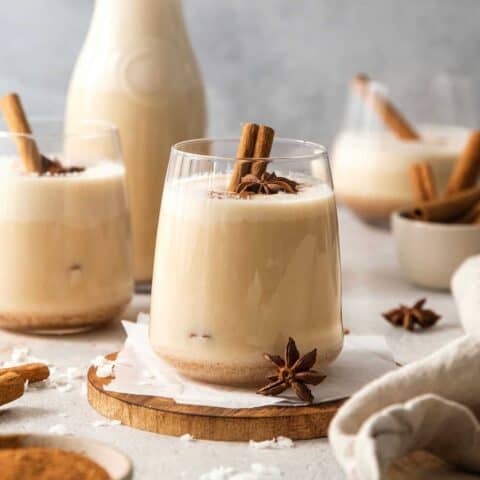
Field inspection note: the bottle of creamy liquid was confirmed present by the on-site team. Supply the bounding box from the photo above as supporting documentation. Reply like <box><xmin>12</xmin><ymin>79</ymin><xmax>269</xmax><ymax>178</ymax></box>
<box><xmin>65</xmin><ymin>0</ymin><xmax>206</xmax><ymax>288</ymax></box>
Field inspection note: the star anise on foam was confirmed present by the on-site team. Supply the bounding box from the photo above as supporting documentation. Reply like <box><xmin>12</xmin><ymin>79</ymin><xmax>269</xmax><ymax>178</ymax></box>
<box><xmin>382</xmin><ymin>298</ymin><xmax>441</xmax><ymax>331</ymax></box>
<box><xmin>256</xmin><ymin>337</ymin><xmax>326</xmax><ymax>404</ymax></box>
<box><xmin>235</xmin><ymin>171</ymin><xmax>299</xmax><ymax>195</ymax></box>
<box><xmin>41</xmin><ymin>155</ymin><xmax>85</xmax><ymax>175</ymax></box>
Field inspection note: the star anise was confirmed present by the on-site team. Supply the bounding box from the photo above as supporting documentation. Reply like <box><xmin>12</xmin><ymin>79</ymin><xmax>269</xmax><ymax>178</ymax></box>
<box><xmin>41</xmin><ymin>155</ymin><xmax>85</xmax><ymax>175</ymax></box>
<box><xmin>382</xmin><ymin>298</ymin><xmax>441</xmax><ymax>331</ymax></box>
<box><xmin>235</xmin><ymin>171</ymin><xmax>299</xmax><ymax>195</ymax></box>
<box><xmin>256</xmin><ymin>337</ymin><xmax>326</xmax><ymax>403</ymax></box>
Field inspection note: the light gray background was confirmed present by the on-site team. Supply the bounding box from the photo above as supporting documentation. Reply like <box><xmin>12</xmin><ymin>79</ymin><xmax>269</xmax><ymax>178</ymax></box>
<box><xmin>1</xmin><ymin>0</ymin><xmax>479</xmax><ymax>146</ymax></box>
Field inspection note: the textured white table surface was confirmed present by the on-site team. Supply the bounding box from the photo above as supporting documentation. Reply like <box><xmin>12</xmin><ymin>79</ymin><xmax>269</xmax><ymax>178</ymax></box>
<box><xmin>0</xmin><ymin>207</ymin><xmax>463</xmax><ymax>479</ymax></box>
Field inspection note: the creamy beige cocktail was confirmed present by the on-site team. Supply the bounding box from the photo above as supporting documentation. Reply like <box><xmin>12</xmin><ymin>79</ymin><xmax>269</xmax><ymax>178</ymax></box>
<box><xmin>0</xmin><ymin>158</ymin><xmax>133</xmax><ymax>332</ymax></box>
<box><xmin>150</xmin><ymin>167</ymin><xmax>343</xmax><ymax>386</ymax></box>
<box><xmin>330</xmin><ymin>126</ymin><xmax>470</xmax><ymax>222</ymax></box>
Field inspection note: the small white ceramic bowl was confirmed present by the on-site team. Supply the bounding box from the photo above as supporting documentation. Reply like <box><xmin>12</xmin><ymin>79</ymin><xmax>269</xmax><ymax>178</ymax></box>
<box><xmin>0</xmin><ymin>433</ymin><xmax>133</xmax><ymax>479</ymax></box>
<box><xmin>391</xmin><ymin>211</ymin><xmax>480</xmax><ymax>290</ymax></box>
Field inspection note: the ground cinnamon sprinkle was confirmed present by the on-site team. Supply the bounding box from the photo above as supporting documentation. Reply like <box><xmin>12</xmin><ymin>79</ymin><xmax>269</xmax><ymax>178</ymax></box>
<box><xmin>0</xmin><ymin>447</ymin><xmax>110</xmax><ymax>480</ymax></box>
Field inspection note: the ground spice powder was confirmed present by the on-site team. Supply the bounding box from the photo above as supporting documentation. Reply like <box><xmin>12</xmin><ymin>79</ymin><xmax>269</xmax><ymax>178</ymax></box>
<box><xmin>0</xmin><ymin>447</ymin><xmax>110</xmax><ymax>479</ymax></box>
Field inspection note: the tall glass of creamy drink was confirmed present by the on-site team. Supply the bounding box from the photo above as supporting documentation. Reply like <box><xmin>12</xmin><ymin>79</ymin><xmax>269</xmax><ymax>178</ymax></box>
<box><xmin>150</xmin><ymin>138</ymin><xmax>343</xmax><ymax>386</ymax></box>
<box><xmin>0</xmin><ymin>121</ymin><xmax>133</xmax><ymax>333</ymax></box>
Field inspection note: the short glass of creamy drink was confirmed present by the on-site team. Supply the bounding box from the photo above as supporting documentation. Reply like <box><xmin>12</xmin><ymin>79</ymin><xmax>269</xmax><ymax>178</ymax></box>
<box><xmin>150</xmin><ymin>138</ymin><xmax>343</xmax><ymax>386</ymax></box>
<box><xmin>0</xmin><ymin>121</ymin><xmax>133</xmax><ymax>333</ymax></box>
<box><xmin>327</xmin><ymin>74</ymin><xmax>474</xmax><ymax>226</ymax></box>
<box><xmin>331</xmin><ymin>125</ymin><xmax>470</xmax><ymax>224</ymax></box>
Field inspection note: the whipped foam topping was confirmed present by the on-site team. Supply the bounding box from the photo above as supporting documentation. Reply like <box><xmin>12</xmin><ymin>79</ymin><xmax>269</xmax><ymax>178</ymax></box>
<box><xmin>0</xmin><ymin>155</ymin><xmax>124</xmax><ymax>180</ymax></box>
<box><xmin>160</xmin><ymin>174</ymin><xmax>335</xmax><ymax>222</ymax></box>
<box><xmin>0</xmin><ymin>158</ymin><xmax>128</xmax><ymax>225</ymax></box>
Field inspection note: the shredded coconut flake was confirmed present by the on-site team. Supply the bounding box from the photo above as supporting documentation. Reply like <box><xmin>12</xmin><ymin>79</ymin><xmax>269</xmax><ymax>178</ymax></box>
<box><xmin>199</xmin><ymin>466</ymin><xmax>235</xmax><ymax>480</ymax></box>
<box><xmin>199</xmin><ymin>464</ymin><xmax>282</xmax><ymax>480</ymax></box>
<box><xmin>11</xmin><ymin>347</ymin><xmax>30</xmax><ymax>363</ymax></box>
<box><xmin>66</xmin><ymin>367</ymin><xmax>83</xmax><ymax>380</ymax></box>
<box><xmin>249</xmin><ymin>436</ymin><xmax>294</xmax><ymax>450</ymax></box>
<box><xmin>180</xmin><ymin>433</ymin><xmax>194</xmax><ymax>442</ymax></box>
<box><xmin>56</xmin><ymin>383</ymin><xmax>73</xmax><ymax>393</ymax></box>
<box><xmin>49</xmin><ymin>424</ymin><xmax>68</xmax><ymax>436</ymax></box>
<box><xmin>2</xmin><ymin>346</ymin><xmax>52</xmax><ymax>370</ymax></box>
<box><xmin>91</xmin><ymin>355</ymin><xmax>116</xmax><ymax>378</ymax></box>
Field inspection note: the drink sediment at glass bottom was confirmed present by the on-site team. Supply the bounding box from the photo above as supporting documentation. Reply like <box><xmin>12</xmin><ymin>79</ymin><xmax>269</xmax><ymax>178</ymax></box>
<box><xmin>0</xmin><ymin>160</ymin><xmax>133</xmax><ymax>331</ymax></box>
<box><xmin>150</xmin><ymin>174</ymin><xmax>343</xmax><ymax>386</ymax></box>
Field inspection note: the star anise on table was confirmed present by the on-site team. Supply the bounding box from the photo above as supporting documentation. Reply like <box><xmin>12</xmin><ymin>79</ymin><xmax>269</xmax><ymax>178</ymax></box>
<box><xmin>256</xmin><ymin>337</ymin><xmax>326</xmax><ymax>404</ymax></box>
<box><xmin>382</xmin><ymin>298</ymin><xmax>441</xmax><ymax>331</ymax></box>
<box><xmin>235</xmin><ymin>171</ymin><xmax>299</xmax><ymax>195</ymax></box>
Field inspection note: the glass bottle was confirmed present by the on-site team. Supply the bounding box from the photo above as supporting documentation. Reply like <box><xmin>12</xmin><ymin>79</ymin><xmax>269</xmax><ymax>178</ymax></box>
<box><xmin>66</xmin><ymin>0</ymin><xmax>207</xmax><ymax>290</ymax></box>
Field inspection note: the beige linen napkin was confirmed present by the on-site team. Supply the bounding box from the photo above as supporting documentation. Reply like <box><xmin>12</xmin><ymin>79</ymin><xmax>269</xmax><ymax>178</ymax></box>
<box><xmin>329</xmin><ymin>256</ymin><xmax>480</xmax><ymax>479</ymax></box>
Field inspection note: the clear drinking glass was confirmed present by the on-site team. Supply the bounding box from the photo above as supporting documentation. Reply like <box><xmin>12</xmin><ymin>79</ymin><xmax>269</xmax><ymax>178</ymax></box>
<box><xmin>329</xmin><ymin>74</ymin><xmax>475</xmax><ymax>226</ymax></box>
<box><xmin>0</xmin><ymin>121</ymin><xmax>133</xmax><ymax>334</ymax></box>
<box><xmin>150</xmin><ymin>138</ymin><xmax>343</xmax><ymax>386</ymax></box>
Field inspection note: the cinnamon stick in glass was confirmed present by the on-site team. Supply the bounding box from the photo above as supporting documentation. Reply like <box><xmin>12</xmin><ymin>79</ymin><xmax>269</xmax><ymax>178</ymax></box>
<box><xmin>411</xmin><ymin>186</ymin><xmax>480</xmax><ymax>222</ymax></box>
<box><xmin>352</xmin><ymin>74</ymin><xmax>420</xmax><ymax>141</ymax></box>
<box><xmin>445</xmin><ymin>131</ymin><xmax>480</xmax><ymax>196</ymax></box>
<box><xmin>409</xmin><ymin>163</ymin><xmax>437</xmax><ymax>202</ymax></box>
<box><xmin>228</xmin><ymin>123</ymin><xmax>259</xmax><ymax>192</ymax></box>
<box><xmin>0</xmin><ymin>93</ymin><xmax>44</xmax><ymax>173</ymax></box>
<box><xmin>251</xmin><ymin>125</ymin><xmax>275</xmax><ymax>177</ymax></box>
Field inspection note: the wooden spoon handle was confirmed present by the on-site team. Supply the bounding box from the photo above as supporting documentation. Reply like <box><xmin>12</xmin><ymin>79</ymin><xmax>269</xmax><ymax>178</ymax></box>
<box><xmin>0</xmin><ymin>363</ymin><xmax>49</xmax><ymax>383</ymax></box>
<box><xmin>0</xmin><ymin>372</ymin><xmax>24</xmax><ymax>406</ymax></box>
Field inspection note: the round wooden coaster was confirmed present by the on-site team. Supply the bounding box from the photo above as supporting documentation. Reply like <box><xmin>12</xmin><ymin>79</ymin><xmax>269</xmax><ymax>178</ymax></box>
<box><xmin>87</xmin><ymin>353</ymin><xmax>344</xmax><ymax>441</ymax></box>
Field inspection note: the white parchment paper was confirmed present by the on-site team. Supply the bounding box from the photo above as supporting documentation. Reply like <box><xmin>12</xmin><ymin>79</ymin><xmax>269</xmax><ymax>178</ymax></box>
<box><xmin>102</xmin><ymin>318</ymin><xmax>397</xmax><ymax>409</ymax></box>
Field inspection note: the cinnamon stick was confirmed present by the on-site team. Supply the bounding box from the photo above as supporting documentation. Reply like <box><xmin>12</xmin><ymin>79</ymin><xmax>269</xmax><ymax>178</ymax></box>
<box><xmin>446</xmin><ymin>131</ymin><xmax>480</xmax><ymax>196</ymax></box>
<box><xmin>352</xmin><ymin>74</ymin><xmax>420</xmax><ymax>141</ymax></box>
<box><xmin>456</xmin><ymin>200</ymin><xmax>480</xmax><ymax>224</ymax></box>
<box><xmin>409</xmin><ymin>163</ymin><xmax>437</xmax><ymax>202</ymax></box>
<box><xmin>0</xmin><ymin>363</ymin><xmax>49</xmax><ymax>383</ymax></box>
<box><xmin>251</xmin><ymin>125</ymin><xmax>275</xmax><ymax>177</ymax></box>
<box><xmin>0</xmin><ymin>93</ymin><xmax>43</xmax><ymax>173</ymax></box>
<box><xmin>0</xmin><ymin>372</ymin><xmax>24</xmax><ymax>406</ymax></box>
<box><xmin>410</xmin><ymin>186</ymin><xmax>480</xmax><ymax>222</ymax></box>
<box><xmin>228</xmin><ymin>123</ymin><xmax>259</xmax><ymax>192</ymax></box>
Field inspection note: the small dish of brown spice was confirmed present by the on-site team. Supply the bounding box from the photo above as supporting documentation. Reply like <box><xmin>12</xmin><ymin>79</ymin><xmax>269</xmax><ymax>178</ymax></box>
<box><xmin>0</xmin><ymin>434</ymin><xmax>132</xmax><ymax>480</ymax></box>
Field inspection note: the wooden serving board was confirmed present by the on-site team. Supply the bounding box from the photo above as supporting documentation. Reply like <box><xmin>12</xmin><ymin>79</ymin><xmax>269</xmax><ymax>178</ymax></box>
<box><xmin>87</xmin><ymin>353</ymin><xmax>344</xmax><ymax>441</ymax></box>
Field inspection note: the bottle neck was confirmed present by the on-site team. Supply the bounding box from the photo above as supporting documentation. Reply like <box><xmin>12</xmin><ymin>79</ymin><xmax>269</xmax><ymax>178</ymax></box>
<box><xmin>91</xmin><ymin>0</ymin><xmax>183</xmax><ymax>37</ymax></box>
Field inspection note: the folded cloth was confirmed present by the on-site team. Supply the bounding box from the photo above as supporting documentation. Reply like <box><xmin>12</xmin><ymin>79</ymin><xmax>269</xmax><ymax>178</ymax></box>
<box><xmin>329</xmin><ymin>256</ymin><xmax>480</xmax><ymax>479</ymax></box>
<box><xmin>452</xmin><ymin>255</ymin><xmax>480</xmax><ymax>338</ymax></box>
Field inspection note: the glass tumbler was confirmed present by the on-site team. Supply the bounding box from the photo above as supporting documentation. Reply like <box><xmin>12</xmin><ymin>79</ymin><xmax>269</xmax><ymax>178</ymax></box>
<box><xmin>0</xmin><ymin>121</ymin><xmax>133</xmax><ymax>334</ymax></box>
<box><xmin>329</xmin><ymin>74</ymin><xmax>474</xmax><ymax>226</ymax></box>
<box><xmin>150</xmin><ymin>138</ymin><xmax>343</xmax><ymax>386</ymax></box>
